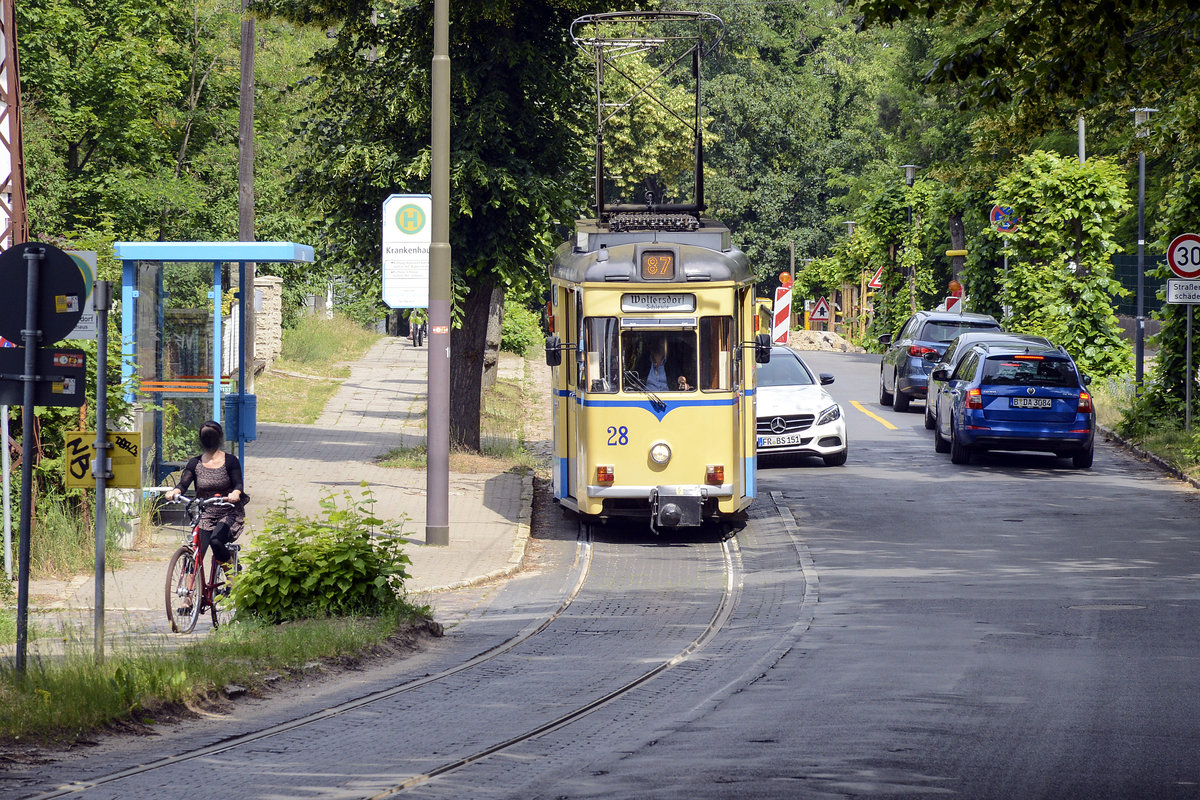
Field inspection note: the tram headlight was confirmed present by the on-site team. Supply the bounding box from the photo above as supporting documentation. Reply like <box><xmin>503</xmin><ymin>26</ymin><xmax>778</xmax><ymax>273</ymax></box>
<box><xmin>649</xmin><ymin>441</ymin><xmax>672</xmax><ymax>465</ymax></box>
<box><xmin>817</xmin><ymin>404</ymin><xmax>842</xmax><ymax>426</ymax></box>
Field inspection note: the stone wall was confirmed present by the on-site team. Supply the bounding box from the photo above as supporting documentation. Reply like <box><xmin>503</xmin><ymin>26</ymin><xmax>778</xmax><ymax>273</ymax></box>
<box><xmin>255</xmin><ymin>275</ymin><xmax>284</xmax><ymax>368</ymax></box>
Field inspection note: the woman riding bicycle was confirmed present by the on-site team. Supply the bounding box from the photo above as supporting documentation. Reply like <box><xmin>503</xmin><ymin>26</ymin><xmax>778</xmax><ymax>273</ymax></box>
<box><xmin>164</xmin><ymin>421</ymin><xmax>246</xmax><ymax>592</ymax></box>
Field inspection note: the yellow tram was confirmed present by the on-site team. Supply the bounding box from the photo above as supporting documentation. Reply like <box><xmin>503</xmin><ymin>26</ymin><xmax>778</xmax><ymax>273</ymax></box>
<box><xmin>545</xmin><ymin>216</ymin><xmax>769</xmax><ymax>533</ymax></box>
<box><xmin>549</xmin><ymin>11</ymin><xmax>766</xmax><ymax>533</ymax></box>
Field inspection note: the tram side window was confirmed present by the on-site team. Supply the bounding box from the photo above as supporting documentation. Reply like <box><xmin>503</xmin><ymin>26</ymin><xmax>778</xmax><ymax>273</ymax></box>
<box><xmin>583</xmin><ymin>317</ymin><xmax>620</xmax><ymax>393</ymax></box>
<box><xmin>621</xmin><ymin>330</ymin><xmax>697</xmax><ymax>392</ymax></box>
<box><xmin>698</xmin><ymin>317</ymin><xmax>733</xmax><ymax>391</ymax></box>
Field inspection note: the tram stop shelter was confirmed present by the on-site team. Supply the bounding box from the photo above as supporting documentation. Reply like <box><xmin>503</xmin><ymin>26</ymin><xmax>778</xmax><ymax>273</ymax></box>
<box><xmin>115</xmin><ymin>241</ymin><xmax>314</xmax><ymax>484</ymax></box>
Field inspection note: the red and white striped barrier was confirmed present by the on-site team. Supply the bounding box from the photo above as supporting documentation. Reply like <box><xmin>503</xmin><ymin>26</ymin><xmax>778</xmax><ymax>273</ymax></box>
<box><xmin>773</xmin><ymin>287</ymin><xmax>791</xmax><ymax>344</ymax></box>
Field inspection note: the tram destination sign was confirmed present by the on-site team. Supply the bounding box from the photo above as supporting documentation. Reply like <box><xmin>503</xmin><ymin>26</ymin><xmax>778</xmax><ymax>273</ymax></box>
<box><xmin>621</xmin><ymin>293</ymin><xmax>696</xmax><ymax>313</ymax></box>
<box><xmin>1167</xmin><ymin>279</ymin><xmax>1200</xmax><ymax>304</ymax></box>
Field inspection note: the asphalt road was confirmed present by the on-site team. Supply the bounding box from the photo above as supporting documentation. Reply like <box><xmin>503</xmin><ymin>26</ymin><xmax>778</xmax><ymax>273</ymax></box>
<box><xmin>10</xmin><ymin>349</ymin><xmax>1199</xmax><ymax>799</ymax></box>
<box><xmin>557</xmin><ymin>349</ymin><xmax>1200</xmax><ymax>799</ymax></box>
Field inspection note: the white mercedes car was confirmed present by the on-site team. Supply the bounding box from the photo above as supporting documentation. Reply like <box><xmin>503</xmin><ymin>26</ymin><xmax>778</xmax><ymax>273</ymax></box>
<box><xmin>755</xmin><ymin>346</ymin><xmax>848</xmax><ymax>466</ymax></box>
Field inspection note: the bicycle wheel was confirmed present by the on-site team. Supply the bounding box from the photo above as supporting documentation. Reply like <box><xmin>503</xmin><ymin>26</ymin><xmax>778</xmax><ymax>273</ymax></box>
<box><xmin>210</xmin><ymin>558</ymin><xmax>240</xmax><ymax>629</ymax></box>
<box><xmin>165</xmin><ymin>547</ymin><xmax>201</xmax><ymax>634</ymax></box>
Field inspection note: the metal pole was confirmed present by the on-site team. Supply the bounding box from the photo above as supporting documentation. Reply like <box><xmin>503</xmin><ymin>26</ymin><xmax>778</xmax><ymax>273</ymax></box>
<box><xmin>2</xmin><ymin>403</ymin><xmax>10</xmax><ymax>580</ymax></box>
<box><xmin>1136</xmin><ymin>150</ymin><xmax>1146</xmax><ymax>391</ymax></box>
<box><xmin>426</xmin><ymin>0</ymin><xmax>450</xmax><ymax>546</ymax></box>
<box><xmin>212</xmin><ymin>261</ymin><xmax>223</xmax><ymax>423</ymax></box>
<box><xmin>237</xmin><ymin>260</ymin><xmax>247</xmax><ymax>465</ymax></box>
<box><xmin>15</xmin><ymin>245</ymin><xmax>43</xmax><ymax>675</ymax></box>
<box><xmin>237</xmin><ymin>0</ymin><xmax>257</xmax><ymax>394</ymax></box>
<box><xmin>1078</xmin><ymin>115</ymin><xmax>1086</xmax><ymax>163</ymax></box>
<box><xmin>92</xmin><ymin>281</ymin><xmax>111</xmax><ymax>662</ymax></box>
<box><xmin>1002</xmin><ymin>245</ymin><xmax>1011</xmax><ymax>321</ymax></box>
<box><xmin>1187</xmin><ymin>305</ymin><xmax>1193</xmax><ymax>434</ymax></box>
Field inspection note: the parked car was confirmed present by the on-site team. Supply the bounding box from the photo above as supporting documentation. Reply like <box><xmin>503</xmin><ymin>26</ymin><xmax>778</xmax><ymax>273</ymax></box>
<box><xmin>878</xmin><ymin>309</ymin><xmax>1001</xmax><ymax>412</ymax></box>
<box><xmin>932</xmin><ymin>341</ymin><xmax>1095</xmax><ymax>468</ymax></box>
<box><xmin>923</xmin><ymin>331</ymin><xmax>1053</xmax><ymax>430</ymax></box>
<box><xmin>756</xmin><ymin>346</ymin><xmax>847</xmax><ymax>466</ymax></box>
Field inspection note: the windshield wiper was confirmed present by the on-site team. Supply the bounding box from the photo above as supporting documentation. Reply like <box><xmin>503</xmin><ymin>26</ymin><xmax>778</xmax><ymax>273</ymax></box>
<box><xmin>624</xmin><ymin>370</ymin><xmax>666</xmax><ymax>412</ymax></box>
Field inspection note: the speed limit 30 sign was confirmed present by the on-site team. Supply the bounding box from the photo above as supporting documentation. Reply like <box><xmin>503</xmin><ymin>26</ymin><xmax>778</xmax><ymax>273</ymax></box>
<box><xmin>1167</xmin><ymin>233</ymin><xmax>1200</xmax><ymax>279</ymax></box>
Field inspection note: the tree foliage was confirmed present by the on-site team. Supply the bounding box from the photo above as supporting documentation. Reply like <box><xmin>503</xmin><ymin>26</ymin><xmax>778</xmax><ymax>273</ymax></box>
<box><xmin>856</xmin><ymin>0</ymin><xmax>1199</xmax><ymax>111</ymax></box>
<box><xmin>1123</xmin><ymin>168</ymin><xmax>1200</xmax><ymax>428</ymax></box>
<box><xmin>253</xmin><ymin>0</ymin><xmax>631</xmax><ymax>448</ymax></box>
<box><xmin>704</xmin><ymin>1</ymin><xmax>898</xmax><ymax>285</ymax></box>
<box><xmin>991</xmin><ymin>151</ymin><xmax>1131</xmax><ymax>376</ymax></box>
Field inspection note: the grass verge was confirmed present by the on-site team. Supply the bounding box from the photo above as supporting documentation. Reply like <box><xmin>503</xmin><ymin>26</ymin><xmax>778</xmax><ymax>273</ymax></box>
<box><xmin>0</xmin><ymin>604</ymin><xmax>434</xmax><ymax>744</ymax></box>
<box><xmin>1091</xmin><ymin>377</ymin><xmax>1200</xmax><ymax>482</ymax></box>
<box><xmin>255</xmin><ymin>371</ymin><xmax>341</xmax><ymax>424</ymax></box>
<box><xmin>256</xmin><ymin>314</ymin><xmax>380</xmax><ymax>424</ymax></box>
<box><xmin>376</xmin><ymin>358</ymin><xmax>544</xmax><ymax>475</ymax></box>
<box><xmin>273</xmin><ymin>314</ymin><xmax>381</xmax><ymax>379</ymax></box>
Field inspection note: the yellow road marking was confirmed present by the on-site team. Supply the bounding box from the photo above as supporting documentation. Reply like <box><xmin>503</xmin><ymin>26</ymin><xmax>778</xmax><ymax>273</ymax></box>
<box><xmin>852</xmin><ymin>400</ymin><xmax>898</xmax><ymax>430</ymax></box>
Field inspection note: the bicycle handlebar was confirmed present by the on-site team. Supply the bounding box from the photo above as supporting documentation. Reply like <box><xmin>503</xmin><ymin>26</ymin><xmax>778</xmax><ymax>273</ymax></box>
<box><xmin>163</xmin><ymin>495</ymin><xmax>236</xmax><ymax>508</ymax></box>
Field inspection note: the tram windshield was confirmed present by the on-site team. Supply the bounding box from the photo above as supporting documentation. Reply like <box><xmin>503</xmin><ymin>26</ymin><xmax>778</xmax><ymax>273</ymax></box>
<box><xmin>582</xmin><ymin>317</ymin><xmax>734</xmax><ymax>394</ymax></box>
<box><xmin>622</xmin><ymin>331</ymin><xmax>697</xmax><ymax>392</ymax></box>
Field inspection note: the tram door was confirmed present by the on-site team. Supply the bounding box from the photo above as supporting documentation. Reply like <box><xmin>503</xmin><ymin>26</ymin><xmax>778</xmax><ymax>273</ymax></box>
<box><xmin>563</xmin><ymin>288</ymin><xmax>579</xmax><ymax>501</ymax></box>
<box><xmin>737</xmin><ymin>287</ymin><xmax>753</xmax><ymax>501</ymax></box>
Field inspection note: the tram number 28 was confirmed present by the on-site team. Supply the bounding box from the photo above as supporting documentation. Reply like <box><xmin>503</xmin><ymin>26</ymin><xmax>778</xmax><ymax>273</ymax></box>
<box><xmin>607</xmin><ymin>426</ymin><xmax>629</xmax><ymax>446</ymax></box>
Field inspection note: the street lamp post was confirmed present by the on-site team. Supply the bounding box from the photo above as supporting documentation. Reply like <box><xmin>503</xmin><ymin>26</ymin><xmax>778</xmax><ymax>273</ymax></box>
<box><xmin>901</xmin><ymin>165</ymin><xmax>920</xmax><ymax>312</ymax></box>
<box><xmin>1132</xmin><ymin>107</ymin><xmax>1156</xmax><ymax>391</ymax></box>
<box><xmin>901</xmin><ymin>164</ymin><xmax>920</xmax><ymax>226</ymax></box>
<box><xmin>843</xmin><ymin>220</ymin><xmax>856</xmax><ymax>237</ymax></box>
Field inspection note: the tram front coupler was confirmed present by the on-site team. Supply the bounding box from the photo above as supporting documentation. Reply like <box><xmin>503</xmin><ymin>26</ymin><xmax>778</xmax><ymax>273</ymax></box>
<box><xmin>649</xmin><ymin>486</ymin><xmax>704</xmax><ymax>534</ymax></box>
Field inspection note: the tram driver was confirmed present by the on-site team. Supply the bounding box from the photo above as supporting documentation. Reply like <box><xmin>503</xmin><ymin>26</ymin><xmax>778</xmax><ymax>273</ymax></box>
<box><xmin>644</xmin><ymin>339</ymin><xmax>692</xmax><ymax>392</ymax></box>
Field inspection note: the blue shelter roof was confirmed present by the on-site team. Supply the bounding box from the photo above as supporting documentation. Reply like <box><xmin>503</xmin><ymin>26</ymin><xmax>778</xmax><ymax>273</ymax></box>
<box><xmin>114</xmin><ymin>241</ymin><xmax>314</xmax><ymax>263</ymax></box>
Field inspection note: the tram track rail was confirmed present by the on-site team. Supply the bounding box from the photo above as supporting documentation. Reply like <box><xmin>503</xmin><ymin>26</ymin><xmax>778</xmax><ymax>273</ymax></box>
<box><xmin>33</xmin><ymin>525</ymin><xmax>744</xmax><ymax>800</ymax></box>
<box><xmin>34</xmin><ymin>533</ymin><xmax>597</xmax><ymax>800</ymax></box>
<box><xmin>372</xmin><ymin>532</ymin><xmax>742</xmax><ymax>797</ymax></box>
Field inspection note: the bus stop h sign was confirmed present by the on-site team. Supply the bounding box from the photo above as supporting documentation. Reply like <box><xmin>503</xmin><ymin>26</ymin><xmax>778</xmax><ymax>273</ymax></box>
<box><xmin>382</xmin><ymin>194</ymin><xmax>432</xmax><ymax>309</ymax></box>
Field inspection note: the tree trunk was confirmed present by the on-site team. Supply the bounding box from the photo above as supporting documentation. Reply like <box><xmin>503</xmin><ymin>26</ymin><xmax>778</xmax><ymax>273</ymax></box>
<box><xmin>482</xmin><ymin>291</ymin><xmax>505</xmax><ymax>393</ymax></box>
<box><xmin>449</xmin><ymin>282</ymin><xmax>499</xmax><ymax>451</ymax></box>
<box><xmin>949</xmin><ymin>211</ymin><xmax>966</xmax><ymax>286</ymax></box>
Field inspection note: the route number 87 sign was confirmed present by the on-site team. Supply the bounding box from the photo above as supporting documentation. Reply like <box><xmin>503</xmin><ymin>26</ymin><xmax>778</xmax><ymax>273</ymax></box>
<box><xmin>1167</xmin><ymin>233</ymin><xmax>1200</xmax><ymax>279</ymax></box>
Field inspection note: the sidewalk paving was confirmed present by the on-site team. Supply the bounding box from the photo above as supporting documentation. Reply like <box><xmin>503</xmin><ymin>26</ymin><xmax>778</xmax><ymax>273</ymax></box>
<box><xmin>25</xmin><ymin>337</ymin><xmax>536</xmax><ymax>624</ymax></box>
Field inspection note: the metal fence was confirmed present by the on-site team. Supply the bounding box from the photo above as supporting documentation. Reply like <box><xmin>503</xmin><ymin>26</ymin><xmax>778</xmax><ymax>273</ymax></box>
<box><xmin>1111</xmin><ymin>254</ymin><xmax>1167</xmax><ymax>316</ymax></box>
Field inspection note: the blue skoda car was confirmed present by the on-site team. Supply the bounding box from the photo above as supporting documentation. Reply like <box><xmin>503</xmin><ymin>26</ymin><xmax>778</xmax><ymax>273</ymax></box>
<box><xmin>931</xmin><ymin>342</ymin><xmax>1095</xmax><ymax>468</ymax></box>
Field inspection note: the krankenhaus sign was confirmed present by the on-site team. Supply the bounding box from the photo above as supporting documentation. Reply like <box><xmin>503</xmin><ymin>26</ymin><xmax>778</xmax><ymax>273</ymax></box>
<box><xmin>382</xmin><ymin>194</ymin><xmax>432</xmax><ymax>309</ymax></box>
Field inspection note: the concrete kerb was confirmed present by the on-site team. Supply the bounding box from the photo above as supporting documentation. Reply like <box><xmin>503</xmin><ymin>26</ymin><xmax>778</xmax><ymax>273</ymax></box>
<box><xmin>418</xmin><ymin>472</ymin><xmax>534</xmax><ymax>594</ymax></box>
<box><xmin>1099</xmin><ymin>424</ymin><xmax>1200</xmax><ymax>491</ymax></box>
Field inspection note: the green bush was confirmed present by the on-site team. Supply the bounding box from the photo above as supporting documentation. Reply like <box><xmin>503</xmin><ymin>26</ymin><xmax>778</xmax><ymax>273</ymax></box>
<box><xmin>230</xmin><ymin>486</ymin><xmax>411</xmax><ymax>622</ymax></box>
<box><xmin>501</xmin><ymin>304</ymin><xmax>544</xmax><ymax>356</ymax></box>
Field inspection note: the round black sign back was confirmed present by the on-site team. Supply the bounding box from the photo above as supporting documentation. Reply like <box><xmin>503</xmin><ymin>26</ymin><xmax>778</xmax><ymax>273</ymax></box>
<box><xmin>0</xmin><ymin>242</ymin><xmax>87</xmax><ymax>344</ymax></box>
